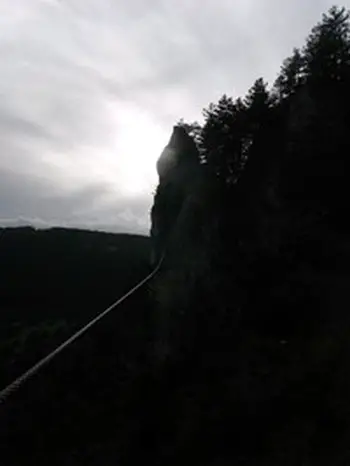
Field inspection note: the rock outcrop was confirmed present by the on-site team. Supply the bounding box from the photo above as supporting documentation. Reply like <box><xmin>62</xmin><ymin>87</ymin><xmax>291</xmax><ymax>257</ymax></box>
<box><xmin>150</xmin><ymin>125</ymin><xmax>200</xmax><ymax>265</ymax></box>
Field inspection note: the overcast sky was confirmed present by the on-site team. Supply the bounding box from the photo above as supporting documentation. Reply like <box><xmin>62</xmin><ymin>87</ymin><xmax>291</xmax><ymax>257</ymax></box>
<box><xmin>0</xmin><ymin>0</ymin><xmax>347</xmax><ymax>235</ymax></box>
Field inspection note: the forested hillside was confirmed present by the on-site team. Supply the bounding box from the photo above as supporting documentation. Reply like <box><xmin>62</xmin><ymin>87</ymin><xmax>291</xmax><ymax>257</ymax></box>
<box><xmin>0</xmin><ymin>226</ymin><xmax>150</xmax><ymax>324</ymax></box>
<box><xmin>147</xmin><ymin>6</ymin><xmax>350</xmax><ymax>465</ymax></box>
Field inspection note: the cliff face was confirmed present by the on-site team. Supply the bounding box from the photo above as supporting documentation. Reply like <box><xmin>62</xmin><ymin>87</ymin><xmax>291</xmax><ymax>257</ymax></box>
<box><xmin>150</xmin><ymin>126</ymin><xmax>201</xmax><ymax>264</ymax></box>
<box><xmin>150</xmin><ymin>126</ymin><xmax>210</xmax><ymax>360</ymax></box>
<box><xmin>156</xmin><ymin>125</ymin><xmax>199</xmax><ymax>184</ymax></box>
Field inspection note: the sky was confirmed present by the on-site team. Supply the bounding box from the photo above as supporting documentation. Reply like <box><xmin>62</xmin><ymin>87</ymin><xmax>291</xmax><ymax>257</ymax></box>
<box><xmin>0</xmin><ymin>0</ymin><xmax>347</xmax><ymax>235</ymax></box>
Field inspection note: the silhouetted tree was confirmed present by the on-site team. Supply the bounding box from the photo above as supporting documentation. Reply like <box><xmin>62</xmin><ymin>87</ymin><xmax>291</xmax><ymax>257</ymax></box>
<box><xmin>200</xmin><ymin>94</ymin><xmax>248</xmax><ymax>185</ymax></box>
<box><xmin>304</xmin><ymin>6</ymin><xmax>350</xmax><ymax>91</ymax></box>
<box><xmin>274</xmin><ymin>48</ymin><xmax>306</xmax><ymax>100</ymax></box>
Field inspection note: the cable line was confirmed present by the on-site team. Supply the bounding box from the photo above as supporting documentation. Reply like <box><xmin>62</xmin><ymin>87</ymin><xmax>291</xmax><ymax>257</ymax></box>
<box><xmin>0</xmin><ymin>254</ymin><xmax>164</xmax><ymax>405</ymax></box>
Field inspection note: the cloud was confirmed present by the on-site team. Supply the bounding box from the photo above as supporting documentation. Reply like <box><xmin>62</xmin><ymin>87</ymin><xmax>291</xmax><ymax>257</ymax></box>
<box><xmin>0</xmin><ymin>0</ymin><xmax>345</xmax><ymax>233</ymax></box>
<box><xmin>0</xmin><ymin>167</ymin><xmax>150</xmax><ymax>234</ymax></box>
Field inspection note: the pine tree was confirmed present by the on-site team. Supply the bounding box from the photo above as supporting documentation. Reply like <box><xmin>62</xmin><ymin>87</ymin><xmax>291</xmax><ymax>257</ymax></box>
<box><xmin>201</xmin><ymin>94</ymin><xmax>247</xmax><ymax>184</ymax></box>
<box><xmin>241</xmin><ymin>78</ymin><xmax>272</xmax><ymax>165</ymax></box>
<box><xmin>242</xmin><ymin>78</ymin><xmax>273</xmax><ymax>164</ymax></box>
<box><xmin>274</xmin><ymin>48</ymin><xmax>306</xmax><ymax>100</ymax></box>
<box><xmin>304</xmin><ymin>6</ymin><xmax>350</xmax><ymax>89</ymax></box>
<box><xmin>244</xmin><ymin>78</ymin><xmax>270</xmax><ymax>115</ymax></box>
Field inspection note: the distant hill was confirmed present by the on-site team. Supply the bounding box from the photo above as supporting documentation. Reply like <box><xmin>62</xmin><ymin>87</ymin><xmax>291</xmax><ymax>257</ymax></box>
<box><xmin>0</xmin><ymin>226</ymin><xmax>150</xmax><ymax>318</ymax></box>
<box><xmin>0</xmin><ymin>226</ymin><xmax>151</xmax><ymax>385</ymax></box>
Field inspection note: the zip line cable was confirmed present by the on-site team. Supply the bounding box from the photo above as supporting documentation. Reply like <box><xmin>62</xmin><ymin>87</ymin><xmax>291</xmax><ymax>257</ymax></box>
<box><xmin>0</xmin><ymin>253</ymin><xmax>164</xmax><ymax>405</ymax></box>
